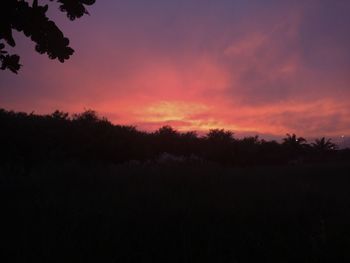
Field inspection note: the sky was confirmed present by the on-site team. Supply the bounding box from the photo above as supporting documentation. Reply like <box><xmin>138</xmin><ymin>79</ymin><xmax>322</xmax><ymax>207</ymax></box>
<box><xmin>1</xmin><ymin>0</ymin><xmax>350</xmax><ymax>140</ymax></box>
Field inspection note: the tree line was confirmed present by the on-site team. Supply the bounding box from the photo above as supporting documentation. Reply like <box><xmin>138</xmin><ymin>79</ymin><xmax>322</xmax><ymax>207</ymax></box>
<box><xmin>1</xmin><ymin>108</ymin><xmax>349</xmax><ymax>167</ymax></box>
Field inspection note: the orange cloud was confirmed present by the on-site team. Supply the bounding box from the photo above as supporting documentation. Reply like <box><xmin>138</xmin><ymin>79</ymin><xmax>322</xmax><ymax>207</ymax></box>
<box><xmin>1</xmin><ymin>1</ymin><xmax>350</xmax><ymax>139</ymax></box>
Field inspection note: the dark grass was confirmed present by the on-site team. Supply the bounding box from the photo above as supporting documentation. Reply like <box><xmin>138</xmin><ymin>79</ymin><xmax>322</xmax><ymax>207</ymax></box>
<box><xmin>1</xmin><ymin>161</ymin><xmax>350</xmax><ymax>262</ymax></box>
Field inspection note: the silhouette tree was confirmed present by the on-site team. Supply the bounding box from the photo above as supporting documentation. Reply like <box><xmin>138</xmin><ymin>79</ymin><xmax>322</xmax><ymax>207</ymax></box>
<box><xmin>282</xmin><ymin>133</ymin><xmax>308</xmax><ymax>159</ymax></box>
<box><xmin>73</xmin><ymin>109</ymin><xmax>100</xmax><ymax>124</ymax></box>
<box><xmin>0</xmin><ymin>0</ymin><xmax>95</xmax><ymax>73</ymax></box>
<box><xmin>205</xmin><ymin>129</ymin><xmax>235</xmax><ymax>164</ymax></box>
<box><xmin>50</xmin><ymin>110</ymin><xmax>69</xmax><ymax>121</ymax></box>
<box><xmin>312</xmin><ymin>137</ymin><xmax>336</xmax><ymax>152</ymax></box>
<box><xmin>2</xmin><ymin>107</ymin><xmax>347</xmax><ymax>166</ymax></box>
<box><xmin>282</xmin><ymin>133</ymin><xmax>307</xmax><ymax>148</ymax></box>
<box><xmin>155</xmin><ymin>126</ymin><xmax>179</xmax><ymax>138</ymax></box>
<box><xmin>206</xmin><ymin>129</ymin><xmax>235</xmax><ymax>144</ymax></box>
<box><xmin>238</xmin><ymin>136</ymin><xmax>260</xmax><ymax>153</ymax></box>
<box><xmin>153</xmin><ymin>126</ymin><xmax>181</xmax><ymax>154</ymax></box>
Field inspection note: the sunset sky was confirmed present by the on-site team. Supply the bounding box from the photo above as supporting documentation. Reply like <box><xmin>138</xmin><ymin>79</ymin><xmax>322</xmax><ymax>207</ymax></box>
<box><xmin>1</xmin><ymin>0</ymin><xmax>350</xmax><ymax>139</ymax></box>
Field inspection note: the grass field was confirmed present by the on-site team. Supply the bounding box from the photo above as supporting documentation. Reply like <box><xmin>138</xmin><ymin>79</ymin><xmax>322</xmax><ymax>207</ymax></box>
<box><xmin>1</xmin><ymin>161</ymin><xmax>350</xmax><ymax>262</ymax></box>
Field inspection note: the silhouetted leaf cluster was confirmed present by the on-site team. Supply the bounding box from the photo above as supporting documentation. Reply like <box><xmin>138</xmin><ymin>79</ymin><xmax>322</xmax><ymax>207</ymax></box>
<box><xmin>0</xmin><ymin>108</ymin><xmax>348</xmax><ymax>167</ymax></box>
<box><xmin>0</xmin><ymin>0</ymin><xmax>95</xmax><ymax>73</ymax></box>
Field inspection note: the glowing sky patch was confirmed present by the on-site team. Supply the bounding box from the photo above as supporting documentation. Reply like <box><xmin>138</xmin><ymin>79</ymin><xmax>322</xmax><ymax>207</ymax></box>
<box><xmin>1</xmin><ymin>0</ymin><xmax>349</xmax><ymax>138</ymax></box>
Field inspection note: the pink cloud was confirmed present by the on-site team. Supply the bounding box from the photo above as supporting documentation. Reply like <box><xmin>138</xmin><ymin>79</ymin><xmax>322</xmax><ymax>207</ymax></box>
<box><xmin>1</xmin><ymin>1</ymin><xmax>349</xmax><ymax>138</ymax></box>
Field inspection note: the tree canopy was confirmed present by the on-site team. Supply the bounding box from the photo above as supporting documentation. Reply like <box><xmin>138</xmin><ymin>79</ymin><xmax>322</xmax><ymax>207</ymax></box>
<box><xmin>2</xmin><ymin>108</ymin><xmax>348</xmax><ymax>167</ymax></box>
<box><xmin>0</xmin><ymin>0</ymin><xmax>96</xmax><ymax>73</ymax></box>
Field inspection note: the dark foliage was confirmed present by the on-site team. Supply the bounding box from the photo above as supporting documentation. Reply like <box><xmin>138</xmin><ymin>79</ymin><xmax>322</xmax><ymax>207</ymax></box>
<box><xmin>1</xmin><ymin>108</ymin><xmax>348</xmax><ymax>167</ymax></box>
<box><xmin>0</xmin><ymin>0</ymin><xmax>95</xmax><ymax>73</ymax></box>
<box><xmin>1</xmin><ymin>161</ymin><xmax>350</xmax><ymax>262</ymax></box>
<box><xmin>1</xmin><ymin>108</ymin><xmax>350</xmax><ymax>262</ymax></box>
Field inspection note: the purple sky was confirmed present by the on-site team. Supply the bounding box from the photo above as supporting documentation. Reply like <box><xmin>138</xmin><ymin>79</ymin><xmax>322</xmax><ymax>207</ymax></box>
<box><xmin>1</xmin><ymin>0</ymin><xmax>350</xmax><ymax>139</ymax></box>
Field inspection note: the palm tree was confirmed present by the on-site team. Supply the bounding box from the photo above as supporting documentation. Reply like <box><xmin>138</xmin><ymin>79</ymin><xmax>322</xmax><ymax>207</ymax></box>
<box><xmin>282</xmin><ymin>134</ymin><xmax>309</xmax><ymax>160</ymax></box>
<box><xmin>283</xmin><ymin>133</ymin><xmax>307</xmax><ymax>147</ymax></box>
<box><xmin>311</xmin><ymin>137</ymin><xmax>336</xmax><ymax>152</ymax></box>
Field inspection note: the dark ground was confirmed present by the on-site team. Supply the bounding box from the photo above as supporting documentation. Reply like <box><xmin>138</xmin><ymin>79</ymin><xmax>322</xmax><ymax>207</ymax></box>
<box><xmin>1</xmin><ymin>161</ymin><xmax>350</xmax><ymax>262</ymax></box>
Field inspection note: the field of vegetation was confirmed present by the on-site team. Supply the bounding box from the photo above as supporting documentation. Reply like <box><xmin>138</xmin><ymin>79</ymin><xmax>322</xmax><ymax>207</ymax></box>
<box><xmin>1</xmin><ymin>161</ymin><xmax>350</xmax><ymax>262</ymax></box>
<box><xmin>1</xmin><ymin>108</ymin><xmax>350</xmax><ymax>262</ymax></box>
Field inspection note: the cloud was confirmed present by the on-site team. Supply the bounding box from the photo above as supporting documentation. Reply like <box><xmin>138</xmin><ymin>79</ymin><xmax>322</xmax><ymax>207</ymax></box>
<box><xmin>1</xmin><ymin>0</ymin><xmax>349</xmax><ymax>138</ymax></box>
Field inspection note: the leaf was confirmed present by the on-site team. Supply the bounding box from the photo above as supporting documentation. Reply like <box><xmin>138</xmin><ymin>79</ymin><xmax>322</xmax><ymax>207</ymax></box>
<box><xmin>1</xmin><ymin>54</ymin><xmax>22</xmax><ymax>73</ymax></box>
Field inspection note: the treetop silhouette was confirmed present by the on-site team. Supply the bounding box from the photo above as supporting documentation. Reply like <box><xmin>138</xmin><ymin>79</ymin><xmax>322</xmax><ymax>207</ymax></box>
<box><xmin>312</xmin><ymin>137</ymin><xmax>337</xmax><ymax>152</ymax></box>
<box><xmin>283</xmin><ymin>133</ymin><xmax>307</xmax><ymax>147</ymax></box>
<box><xmin>1</xmin><ymin>108</ymin><xmax>348</xmax><ymax>167</ymax></box>
<box><xmin>0</xmin><ymin>0</ymin><xmax>96</xmax><ymax>73</ymax></box>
